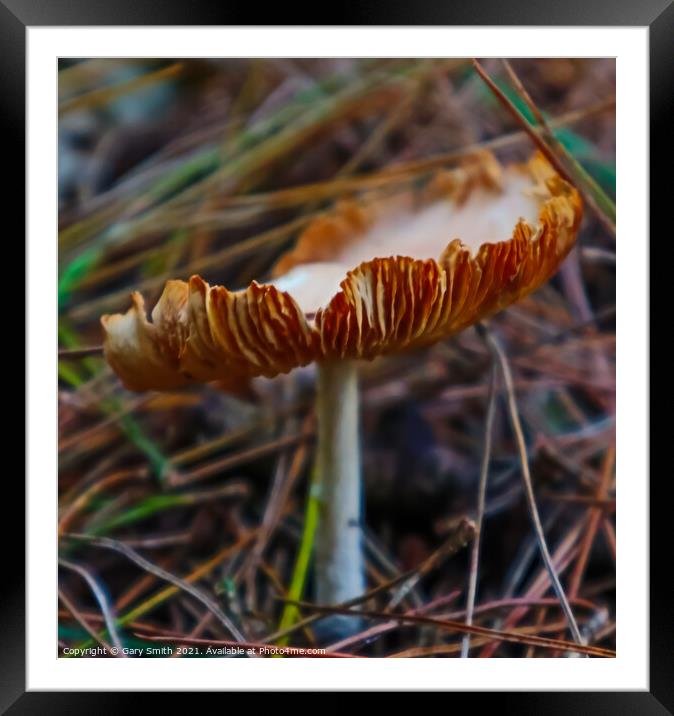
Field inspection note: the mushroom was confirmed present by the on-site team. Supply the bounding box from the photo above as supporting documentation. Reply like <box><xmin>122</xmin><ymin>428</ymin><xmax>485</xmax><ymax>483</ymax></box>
<box><xmin>101</xmin><ymin>151</ymin><xmax>582</xmax><ymax>637</ymax></box>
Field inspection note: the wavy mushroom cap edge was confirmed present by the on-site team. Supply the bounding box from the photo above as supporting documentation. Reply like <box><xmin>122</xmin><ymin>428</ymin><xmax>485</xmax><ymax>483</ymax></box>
<box><xmin>101</xmin><ymin>153</ymin><xmax>583</xmax><ymax>392</ymax></box>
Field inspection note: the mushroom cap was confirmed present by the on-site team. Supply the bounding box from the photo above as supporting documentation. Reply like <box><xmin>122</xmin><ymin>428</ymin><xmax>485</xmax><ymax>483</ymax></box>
<box><xmin>101</xmin><ymin>153</ymin><xmax>582</xmax><ymax>391</ymax></box>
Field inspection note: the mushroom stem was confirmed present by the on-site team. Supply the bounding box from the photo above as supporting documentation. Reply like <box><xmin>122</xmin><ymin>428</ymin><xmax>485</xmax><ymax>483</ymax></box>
<box><xmin>314</xmin><ymin>359</ymin><xmax>365</xmax><ymax>637</ymax></box>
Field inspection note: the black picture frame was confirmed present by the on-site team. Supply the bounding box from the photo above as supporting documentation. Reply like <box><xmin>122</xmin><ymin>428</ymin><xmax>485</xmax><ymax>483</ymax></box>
<box><xmin>9</xmin><ymin>0</ymin><xmax>667</xmax><ymax>709</ymax></box>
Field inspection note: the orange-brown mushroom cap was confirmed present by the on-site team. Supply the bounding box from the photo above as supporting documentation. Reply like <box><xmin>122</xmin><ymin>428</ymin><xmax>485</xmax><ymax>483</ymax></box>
<box><xmin>101</xmin><ymin>153</ymin><xmax>582</xmax><ymax>391</ymax></box>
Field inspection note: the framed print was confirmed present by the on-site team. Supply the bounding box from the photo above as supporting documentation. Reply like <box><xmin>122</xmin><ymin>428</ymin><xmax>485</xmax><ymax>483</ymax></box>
<box><xmin>10</xmin><ymin>0</ymin><xmax>668</xmax><ymax>708</ymax></box>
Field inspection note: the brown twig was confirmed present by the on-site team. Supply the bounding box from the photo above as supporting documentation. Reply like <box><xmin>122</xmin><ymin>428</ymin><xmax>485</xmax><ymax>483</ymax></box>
<box><xmin>326</xmin><ymin>592</ymin><xmax>462</xmax><ymax>653</ymax></box>
<box><xmin>387</xmin><ymin>518</ymin><xmax>476</xmax><ymax>609</ymax></box>
<box><xmin>64</xmin><ymin>533</ymin><xmax>248</xmax><ymax>643</ymax></box>
<box><xmin>58</xmin><ymin>467</ymin><xmax>147</xmax><ymax>536</ymax></box>
<box><xmin>480</xmin><ymin>518</ymin><xmax>586</xmax><ymax>657</ymax></box>
<box><xmin>169</xmin><ymin>428</ymin><xmax>316</xmax><ymax>487</ymax></box>
<box><xmin>500</xmin><ymin>59</ymin><xmax>616</xmax><ymax>238</ymax></box>
<box><xmin>59</xmin><ymin>346</ymin><xmax>105</xmax><ymax>359</ymax></box>
<box><xmin>264</xmin><ymin>518</ymin><xmax>475</xmax><ymax>644</ymax></box>
<box><xmin>239</xmin><ymin>413</ymin><xmax>314</xmax><ymax>594</ymax></box>
<box><xmin>477</xmin><ymin>324</ymin><xmax>585</xmax><ymax>647</ymax></box>
<box><xmin>472</xmin><ymin>59</ymin><xmax>615</xmax><ymax>236</ymax></box>
<box><xmin>461</xmin><ymin>342</ymin><xmax>498</xmax><ymax>657</ymax></box>
<box><xmin>472</xmin><ymin>60</ymin><xmax>572</xmax><ymax>181</ymax></box>
<box><xmin>286</xmin><ymin>601</ymin><xmax>614</xmax><ymax>658</ymax></box>
<box><xmin>567</xmin><ymin>443</ymin><xmax>616</xmax><ymax>598</ymax></box>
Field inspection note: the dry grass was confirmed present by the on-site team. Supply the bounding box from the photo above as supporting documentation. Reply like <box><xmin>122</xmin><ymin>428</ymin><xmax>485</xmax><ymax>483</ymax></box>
<box><xmin>58</xmin><ymin>58</ymin><xmax>616</xmax><ymax>658</ymax></box>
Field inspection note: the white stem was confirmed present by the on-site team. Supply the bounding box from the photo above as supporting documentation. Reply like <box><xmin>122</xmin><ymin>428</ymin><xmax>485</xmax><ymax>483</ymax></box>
<box><xmin>314</xmin><ymin>360</ymin><xmax>365</xmax><ymax>624</ymax></box>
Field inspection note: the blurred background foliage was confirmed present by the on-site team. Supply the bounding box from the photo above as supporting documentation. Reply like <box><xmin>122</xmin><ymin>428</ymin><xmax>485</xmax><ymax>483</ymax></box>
<box><xmin>58</xmin><ymin>58</ymin><xmax>615</xmax><ymax>658</ymax></box>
